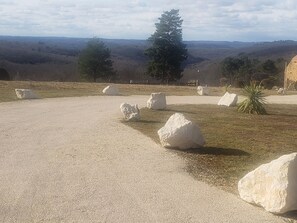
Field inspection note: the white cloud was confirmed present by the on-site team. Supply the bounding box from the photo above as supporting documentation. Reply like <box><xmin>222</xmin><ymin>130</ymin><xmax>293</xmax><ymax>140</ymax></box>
<box><xmin>0</xmin><ymin>0</ymin><xmax>296</xmax><ymax>41</ymax></box>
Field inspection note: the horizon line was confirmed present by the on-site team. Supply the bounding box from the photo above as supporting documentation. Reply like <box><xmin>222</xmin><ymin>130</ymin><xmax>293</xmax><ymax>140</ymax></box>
<box><xmin>0</xmin><ymin>35</ymin><xmax>296</xmax><ymax>43</ymax></box>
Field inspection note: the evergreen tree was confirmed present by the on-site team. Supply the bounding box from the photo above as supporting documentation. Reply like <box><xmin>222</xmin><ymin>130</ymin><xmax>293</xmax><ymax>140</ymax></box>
<box><xmin>261</xmin><ymin>59</ymin><xmax>278</xmax><ymax>75</ymax></box>
<box><xmin>145</xmin><ymin>9</ymin><xmax>188</xmax><ymax>83</ymax></box>
<box><xmin>0</xmin><ymin>68</ymin><xmax>10</xmax><ymax>80</ymax></box>
<box><xmin>78</xmin><ymin>38</ymin><xmax>114</xmax><ymax>82</ymax></box>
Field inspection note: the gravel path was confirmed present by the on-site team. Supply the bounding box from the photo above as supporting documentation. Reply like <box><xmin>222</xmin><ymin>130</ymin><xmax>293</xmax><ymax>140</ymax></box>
<box><xmin>1</xmin><ymin>95</ymin><xmax>293</xmax><ymax>222</ymax></box>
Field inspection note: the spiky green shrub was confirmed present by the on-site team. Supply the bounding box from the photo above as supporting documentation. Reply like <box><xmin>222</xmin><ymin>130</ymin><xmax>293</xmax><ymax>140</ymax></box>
<box><xmin>237</xmin><ymin>83</ymin><xmax>267</xmax><ymax>115</ymax></box>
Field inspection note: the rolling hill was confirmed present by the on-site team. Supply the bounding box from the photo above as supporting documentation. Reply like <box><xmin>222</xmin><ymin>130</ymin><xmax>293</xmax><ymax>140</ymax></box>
<box><xmin>0</xmin><ymin>36</ymin><xmax>297</xmax><ymax>85</ymax></box>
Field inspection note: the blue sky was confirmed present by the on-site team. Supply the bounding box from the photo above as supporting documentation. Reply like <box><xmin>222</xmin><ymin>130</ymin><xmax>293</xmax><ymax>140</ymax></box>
<box><xmin>1</xmin><ymin>0</ymin><xmax>297</xmax><ymax>41</ymax></box>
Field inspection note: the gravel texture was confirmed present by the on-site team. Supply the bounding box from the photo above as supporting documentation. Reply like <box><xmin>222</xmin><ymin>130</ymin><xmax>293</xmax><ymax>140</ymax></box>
<box><xmin>1</xmin><ymin>95</ymin><xmax>294</xmax><ymax>222</ymax></box>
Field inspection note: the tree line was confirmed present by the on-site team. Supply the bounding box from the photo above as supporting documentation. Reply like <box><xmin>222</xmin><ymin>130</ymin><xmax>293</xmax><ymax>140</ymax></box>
<box><xmin>78</xmin><ymin>9</ymin><xmax>188</xmax><ymax>84</ymax></box>
<box><xmin>220</xmin><ymin>54</ymin><xmax>283</xmax><ymax>88</ymax></box>
<box><xmin>77</xmin><ymin>8</ymin><xmax>285</xmax><ymax>89</ymax></box>
<box><xmin>0</xmin><ymin>9</ymin><xmax>288</xmax><ymax>88</ymax></box>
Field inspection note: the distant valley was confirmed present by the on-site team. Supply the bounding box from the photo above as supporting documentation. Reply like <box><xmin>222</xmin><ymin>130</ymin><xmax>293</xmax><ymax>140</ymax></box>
<box><xmin>1</xmin><ymin>36</ymin><xmax>297</xmax><ymax>85</ymax></box>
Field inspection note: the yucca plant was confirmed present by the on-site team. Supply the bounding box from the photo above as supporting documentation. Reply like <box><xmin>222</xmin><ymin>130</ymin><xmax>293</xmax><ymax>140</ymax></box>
<box><xmin>237</xmin><ymin>83</ymin><xmax>267</xmax><ymax>115</ymax></box>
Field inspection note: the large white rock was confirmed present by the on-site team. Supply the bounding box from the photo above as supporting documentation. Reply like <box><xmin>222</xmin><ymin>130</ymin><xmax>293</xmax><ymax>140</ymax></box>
<box><xmin>218</xmin><ymin>92</ymin><xmax>238</xmax><ymax>107</ymax></box>
<box><xmin>238</xmin><ymin>153</ymin><xmax>297</xmax><ymax>214</ymax></box>
<box><xmin>197</xmin><ymin>86</ymin><xmax>209</xmax><ymax>95</ymax></box>
<box><xmin>147</xmin><ymin>92</ymin><xmax>166</xmax><ymax>110</ymax></box>
<box><xmin>15</xmin><ymin>89</ymin><xmax>39</xmax><ymax>99</ymax></box>
<box><xmin>158</xmin><ymin>113</ymin><xmax>205</xmax><ymax>150</ymax></box>
<box><xmin>120</xmin><ymin>103</ymin><xmax>140</xmax><ymax>121</ymax></box>
<box><xmin>102</xmin><ymin>85</ymin><xmax>119</xmax><ymax>95</ymax></box>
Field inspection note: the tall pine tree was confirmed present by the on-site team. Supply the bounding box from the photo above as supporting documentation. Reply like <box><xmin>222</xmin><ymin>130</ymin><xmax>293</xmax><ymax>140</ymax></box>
<box><xmin>145</xmin><ymin>9</ymin><xmax>188</xmax><ymax>83</ymax></box>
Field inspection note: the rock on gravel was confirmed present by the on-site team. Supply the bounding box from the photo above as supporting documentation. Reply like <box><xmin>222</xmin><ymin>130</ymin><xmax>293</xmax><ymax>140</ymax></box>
<box><xmin>147</xmin><ymin>92</ymin><xmax>166</xmax><ymax>110</ymax></box>
<box><xmin>238</xmin><ymin>152</ymin><xmax>297</xmax><ymax>214</ymax></box>
<box><xmin>158</xmin><ymin>113</ymin><xmax>205</xmax><ymax>150</ymax></box>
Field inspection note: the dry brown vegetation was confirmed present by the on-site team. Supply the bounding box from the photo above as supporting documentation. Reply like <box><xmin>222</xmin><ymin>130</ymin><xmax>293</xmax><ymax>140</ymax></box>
<box><xmin>1</xmin><ymin>80</ymin><xmax>296</xmax><ymax>103</ymax></box>
<box><xmin>0</xmin><ymin>81</ymin><xmax>202</xmax><ymax>102</ymax></box>
<box><xmin>125</xmin><ymin>104</ymin><xmax>297</xmax><ymax>194</ymax></box>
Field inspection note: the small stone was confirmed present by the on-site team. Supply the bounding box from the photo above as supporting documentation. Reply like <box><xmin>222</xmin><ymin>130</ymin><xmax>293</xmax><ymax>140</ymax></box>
<box><xmin>277</xmin><ymin>88</ymin><xmax>285</xmax><ymax>95</ymax></box>
<box><xmin>218</xmin><ymin>92</ymin><xmax>238</xmax><ymax>107</ymax></box>
<box><xmin>15</xmin><ymin>89</ymin><xmax>39</xmax><ymax>99</ymax></box>
<box><xmin>102</xmin><ymin>85</ymin><xmax>119</xmax><ymax>95</ymax></box>
<box><xmin>197</xmin><ymin>86</ymin><xmax>209</xmax><ymax>96</ymax></box>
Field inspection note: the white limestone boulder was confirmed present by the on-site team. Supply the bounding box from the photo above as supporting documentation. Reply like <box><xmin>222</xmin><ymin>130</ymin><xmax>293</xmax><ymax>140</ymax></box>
<box><xmin>218</xmin><ymin>92</ymin><xmax>238</xmax><ymax>107</ymax></box>
<box><xmin>147</xmin><ymin>92</ymin><xmax>166</xmax><ymax>110</ymax></box>
<box><xmin>15</xmin><ymin>89</ymin><xmax>39</xmax><ymax>99</ymax></box>
<box><xmin>238</xmin><ymin>153</ymin><xmax>297</xmax><ymax>214</ymax></box>
<box><xmin>158</xmin><ymin>113</ymin><xmax>205</xmax><ymax>150</ymax></box>
<box><xmin>197</xmin><ymin>86</ymin><xmax>209</xmax><ymax>95</ymax></box>
<box><xmin>120</xmin><ymin>103</ymin><xmax>140</xmax><ymax>121</ymax></box>
<box><xmin>102</xmin><ymin>85</ymin><xmax>119</xmax><ymax>95</ymax></box>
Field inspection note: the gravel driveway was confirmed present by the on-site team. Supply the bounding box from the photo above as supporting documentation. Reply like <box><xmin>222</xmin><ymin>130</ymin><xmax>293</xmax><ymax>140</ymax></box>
<box><xmin>1</xmin><ymin>95</ymin><xmax>293</xmax><ymax>222</ymax></box>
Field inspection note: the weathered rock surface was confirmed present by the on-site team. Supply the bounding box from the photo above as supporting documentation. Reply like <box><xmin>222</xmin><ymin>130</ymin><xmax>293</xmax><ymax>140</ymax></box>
<box><xmin>102</xmin><ymin>85</ymin><xmax>119</xmax><ymax>95</ymax></box>
<box><xmin>238</xmin><ymin>152</ymin><xmax>297</xmax><ymax>214</ymax></box>
<box><xmin>158</xmin><ymin>113</ymin><xmax>205</xmax><ymax>150</ymax></box>
<box><xmin>147</xmin><ymin>92</ymin><xmax>166</xmax><ymax>110</ymax></box>
<box><xmin>15</xmin><ymin>89</ymin><xmax>39</xmax><ymax>99</ymax></box>
<box><xmin>120</xmin><ymin>103</ymin><xmax>140</xmax><ymax>121</ymax></box>
<box><xmin>218</xmin><ymin>92</ymin><xmax>238</xmax><ymax>107</ymax></box>
<box><xmin>197</xmin><ymin>86</ymin><xmax>209</xmax><ymax>96</ymax></box>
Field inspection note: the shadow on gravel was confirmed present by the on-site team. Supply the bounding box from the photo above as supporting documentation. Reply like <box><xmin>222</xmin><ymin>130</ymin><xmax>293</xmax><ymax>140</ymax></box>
<box><xmin>172</xmin><ymin>147</ymin><xmax>250</xmax><ymax>156</ymax></box>
<box><xmin>280</xmin><ymin>210</ymin><xmax>297</xmax><ymax>221</ymax></box>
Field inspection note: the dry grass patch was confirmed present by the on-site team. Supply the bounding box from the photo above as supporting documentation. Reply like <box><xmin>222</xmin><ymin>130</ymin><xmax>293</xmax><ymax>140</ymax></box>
<box><xmin>0</xmin><ymin>81</ymin><xmax>106</xmax><ymax>102</ymax></box>
<box><xmin>1</xmin><ymin>80</ymin><xmax>296</xmax><ymax>103</ymax></box>
<box><xmin>0</xmin><ymin>81</ymin><xmax>200</xmax><ymax>102</ymax></box>
<box><xmin>125</xmin><ymin>104</ymin><xmax>297</xmax><ymax>193</ymax></box>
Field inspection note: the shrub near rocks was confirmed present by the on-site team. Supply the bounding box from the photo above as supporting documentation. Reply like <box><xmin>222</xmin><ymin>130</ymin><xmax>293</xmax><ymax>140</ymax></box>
<box><xmin>237</xmin><ymin>83</ymin><xmax>266</xmax><ymax>115</ymax></box>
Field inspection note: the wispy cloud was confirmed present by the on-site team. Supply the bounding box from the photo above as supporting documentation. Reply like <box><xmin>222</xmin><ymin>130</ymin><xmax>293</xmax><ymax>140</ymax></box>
<box><xmin>0</xmin><ymin>0</ymin><xmax>296</xmax><ymax>41</ymax></box>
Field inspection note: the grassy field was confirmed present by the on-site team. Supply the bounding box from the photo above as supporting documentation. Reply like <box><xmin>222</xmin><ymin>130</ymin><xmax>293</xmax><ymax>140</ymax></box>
<box><xmin>1</xmin><ymin>80</ymin><xmax>293</xmax><ymax>103</ymax></box>
<box><xmin>0</xmin><ymin>81</ymin><xmax>200</xmax><ymax>102</ymax></box>
<box><xmin>125</xmin><ymin>104</ymin><xmax>297</xmax><ymax>194</ymax></box>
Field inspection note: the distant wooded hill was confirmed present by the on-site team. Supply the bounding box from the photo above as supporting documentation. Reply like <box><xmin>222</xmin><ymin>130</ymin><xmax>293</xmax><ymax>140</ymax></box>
<box><xmin>1</xmin><ymin>36</ymin><xmax>297</xmax><ymax>85</ymax></box>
